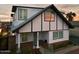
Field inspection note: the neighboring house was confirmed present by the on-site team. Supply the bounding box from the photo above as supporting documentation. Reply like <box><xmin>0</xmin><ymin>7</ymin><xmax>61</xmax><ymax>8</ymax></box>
<box><xmin>11</xmin><ymin>4</ymin><xmax>73</xmax><ymax>53</ymax></box>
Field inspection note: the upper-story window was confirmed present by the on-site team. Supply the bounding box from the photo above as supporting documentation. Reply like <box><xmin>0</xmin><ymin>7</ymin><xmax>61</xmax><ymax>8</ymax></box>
<box><xmin>18</xmin><ymin>8</ymin><xmax>27</xmax><ymax>20</ymax></box>
<box><xmin>44</xmin><ymin>9</ymin><xmax>55</xmax><ymax>22</ymax></box>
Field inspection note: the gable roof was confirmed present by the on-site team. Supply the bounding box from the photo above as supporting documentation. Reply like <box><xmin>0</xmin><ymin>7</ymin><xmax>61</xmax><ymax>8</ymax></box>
<box><xmin>11</xmin><ymin>4</ymin><xmax>74</xmax><ymax>32</ymax></box>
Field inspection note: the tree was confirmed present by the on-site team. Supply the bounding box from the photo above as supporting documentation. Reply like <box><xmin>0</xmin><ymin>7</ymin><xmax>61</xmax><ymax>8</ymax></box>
<box><xmin>66</xmin><ymin>12</ymin><xmax>76</xmax><ymax>21</ymax></box>
<box><xmin>61</xmin><ymin>11</ymin><xmax>76</xmax><ymax>21</ymax></box>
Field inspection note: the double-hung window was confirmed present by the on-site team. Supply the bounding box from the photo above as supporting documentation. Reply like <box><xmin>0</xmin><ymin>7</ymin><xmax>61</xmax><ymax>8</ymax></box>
<box><xmin>18</xmin><ymin>8</ymin><xmax>27</xmax><ymax>20</ymax></box>
<box><xmin>53</xmin><ymin>31</ymin><xmax>63</xmax><ymax>40</ymax></box>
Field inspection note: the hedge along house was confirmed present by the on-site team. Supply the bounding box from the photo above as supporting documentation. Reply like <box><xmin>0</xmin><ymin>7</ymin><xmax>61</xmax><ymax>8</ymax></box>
<box><xmin>11</xmin><ymin>4</ymin><xmax>73</xmax><ymax>53</ymax></box>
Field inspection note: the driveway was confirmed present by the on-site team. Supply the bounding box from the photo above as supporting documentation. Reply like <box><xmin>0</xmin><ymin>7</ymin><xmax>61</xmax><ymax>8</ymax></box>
<box><xmin>55</xmin><ymin>45</ymin><xmax>79</xmax><ymax>54</ymax></box>
<box><xmin>66</xmin><ymin>48</ymin><xmax>79</xmax><ymax>54</ymax></box>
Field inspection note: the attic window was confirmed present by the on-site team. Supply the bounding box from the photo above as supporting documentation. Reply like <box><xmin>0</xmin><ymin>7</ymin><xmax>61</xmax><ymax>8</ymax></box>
<box><xmin>44</xmin><ymin>9</ymin><xmax>55</xmax><ymax>22</ymax></box>
<box><xmin>18</xmin><ymin>8</ymin><xmax>27</xmax><ymax>20</ymax></box>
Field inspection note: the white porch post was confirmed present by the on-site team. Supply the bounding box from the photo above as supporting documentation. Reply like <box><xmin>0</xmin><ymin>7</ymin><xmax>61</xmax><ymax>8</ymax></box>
<box><xmin>48</xmin><ymin>31</ymin><xmax>53</xmax><ymax>44</ymax></box>
<box><xmin>36</xmin><ymin>32</ymin><xmax>40</xmax><ymax>48</ymax></box>
<box><xmin>33</xmin><ymin>32</ymin><xmax>40</xmax><ymax>49</ymax></box>
<box><xmin>16</xmin><ymin>33</ymin><xmax>21</xmax><ymax>53</ymax></box>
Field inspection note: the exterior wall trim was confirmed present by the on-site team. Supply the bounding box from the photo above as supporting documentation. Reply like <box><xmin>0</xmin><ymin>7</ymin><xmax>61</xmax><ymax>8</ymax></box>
<box><xmin>41</xmin><ymin>14</ymin><xmax>43</xmax><ymax>31</ymax></box>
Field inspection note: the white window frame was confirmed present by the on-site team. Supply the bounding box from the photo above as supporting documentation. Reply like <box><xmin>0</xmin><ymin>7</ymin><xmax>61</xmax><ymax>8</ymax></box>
<box><xmin>18</xmin><ymin>8</ymin><xmax>27</xmax><ymax>20</ymax></box>
<box><xmin>53</xmin><ymin>31</ymin><xmax>63</xmax><ymax>40</ymax></box>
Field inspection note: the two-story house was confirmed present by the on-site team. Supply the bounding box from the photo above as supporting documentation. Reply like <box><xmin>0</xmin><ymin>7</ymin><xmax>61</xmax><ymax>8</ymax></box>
<box><xmin>11</xmin><ymin>4</ymin><xmax>73</xmax><ymax>53</ymax></box>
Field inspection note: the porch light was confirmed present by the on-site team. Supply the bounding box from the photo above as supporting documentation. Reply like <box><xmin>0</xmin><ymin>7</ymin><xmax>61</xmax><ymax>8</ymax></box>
<box><xmin>12</xmin><ymin>33</ymin><xmax>15</xmax><ymax>36</ymax></box>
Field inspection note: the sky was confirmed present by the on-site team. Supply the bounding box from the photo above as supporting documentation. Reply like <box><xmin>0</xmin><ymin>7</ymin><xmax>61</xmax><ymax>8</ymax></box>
<box><xmin>0</xmin><ymin>4</ymin><xmax>79</xmax><ymax>22</ymax></box>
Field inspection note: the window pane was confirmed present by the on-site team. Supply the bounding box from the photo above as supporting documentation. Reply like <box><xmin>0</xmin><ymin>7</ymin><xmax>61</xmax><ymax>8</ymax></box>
<box><xmin>44</xmin><ymin>12</ymin><xmax>51</xmax><ymax>21</ymax></box>
<box><xmin>44</xmin><ymin>9</ymin><xmax>55</xmax><ymax>22</ymax></box>
<box><xmin>21</xmin><ymin>33</ymin><xmax>27</xmax><ymax>42</ymax></box>
<box><xmin>59</xmin><ymin>31</ymin><xmax>63</xmax><ymax>39</ymax></box>
<box><xmin>53</xmin><ymin>32</ymin><xmax>58</xmax><ymax>40</ymax></box>
<box><xmin>18</xmin><ymin>9</ymin><xmax>27</xmax><ymax>20</ymax></box>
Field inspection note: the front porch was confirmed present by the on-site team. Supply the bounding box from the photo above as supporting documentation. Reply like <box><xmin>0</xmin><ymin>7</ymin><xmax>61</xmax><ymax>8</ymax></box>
<box><xmin>13</xmin><ymin>31</ymin><xmax>70</xmax><ymax>54</ymax></box>
<box><xmin>9</xmin><ymin>40</ymin><xmax>71</xmax><ymax>54</ymax></box>
<box><xmin>15</xmin><ymin>31</ymin><xmax>49</xmax><ymax>53</ymax></box>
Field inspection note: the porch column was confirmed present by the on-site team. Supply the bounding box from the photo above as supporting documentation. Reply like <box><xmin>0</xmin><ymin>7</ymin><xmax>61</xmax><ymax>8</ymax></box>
<box><xmin>36</xmin><ymin>32</ymin><xmax>40</xmax><ymax>48</ymax></box>
<box><xmin>33</xmin><ymin>32</ymin><xmax>40</xmax><ymax>49</ymax></box>
<box><xmin>16</xmin><ymin>33</ymin><xmax>21</xmax><ymax>53</ymax></box>
<box><xmin>33</xmin><ymin>32</ymin><xmax>40</xmax><ymax>53</ymax></box>
<box><xmin>48</xmin><ymin>31</ymin><xmax>53</xmax><ymax>44</ymax></box>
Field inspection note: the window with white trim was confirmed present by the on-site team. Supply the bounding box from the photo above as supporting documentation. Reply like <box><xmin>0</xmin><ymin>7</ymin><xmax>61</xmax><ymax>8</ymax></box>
<box><xmin>53</xmin><ymin>31</ymin><xmax>63</xmax><ymax>40</ymax></box>
<box><xmin>18</xmin><ymin>8</ymin><xmax>27</xmax><ymax>20</ymax></box>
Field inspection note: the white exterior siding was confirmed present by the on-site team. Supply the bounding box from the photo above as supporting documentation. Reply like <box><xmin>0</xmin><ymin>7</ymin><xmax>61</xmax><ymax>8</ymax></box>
<box><xmin>13</xmin><ymin>7</ymin><xmax>70</xmax><ymax>45</ymax></box>
<box><xmin>42</xmin><ymin>13</ymin><xmax>49</xmax><ymax>31</ymax></box>
<box><xmin>57</xmin><ymin>15</ymin><xmax>63</xmax><ymax>30</ymax></box>
<box><xmin>27</xmin><ymin>8</ymin><xmax>42</xmax><ymax>18</ymax></box>
<box><xmin>19</xmin><ymin>12</ymin><xmax>68</xmax><ymax>32</ymax></box>
<box><xmin>48</xmin><ymin>31</ymin><xmax>53</xmax><ymax>43</ymax></box>
<box><xmin>19</xmin><ymin>22</ymin><xmax>31</xmax><ymax>32</ymax></box>
<box><xmin>48</xmin><ymin>30</ymin><xmax>69</xmax><ymax>44</ymax></box>
<box><xmin>64</xmin><ymin>22</ymin><xmax>68</xmax><ymax>29</ymax></box>
<box><xmin>33</xmin><ymin>15</ymin><xmax>41</xmax><ymax>32</ymax></box>
<box><xmin>50</xmin><ymin>14</ymin><xmax>56</xmax><ymax>30</ymax></box>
